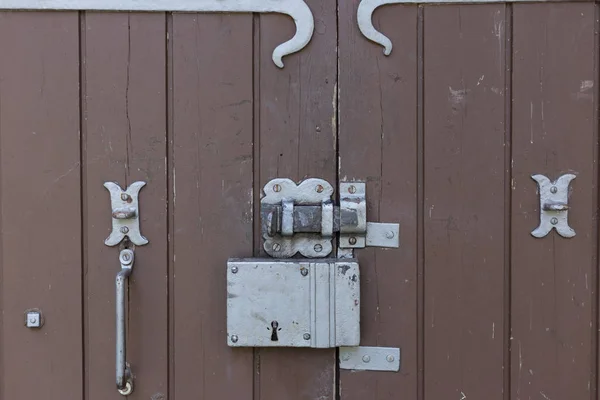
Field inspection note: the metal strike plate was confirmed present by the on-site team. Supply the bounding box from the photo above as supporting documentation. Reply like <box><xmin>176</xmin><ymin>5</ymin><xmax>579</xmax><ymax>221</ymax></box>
<box><xmin>339</xmin><ymin>346</ymin><xmax>401</xmax><ymax>372</ymax></box>
<box><xmin>531</xmin><ymin>174</ymin><xmax>576</xmax><ymax>238</ymax></box>
<box><xmin>227</xmin><ymin>259</ymin><xmax>360</xmax><ymax>348</ymax></box>
<box><xmin>104</xmin><ymin>181</ymin><xmax>149</xmax><ymax>246</ymax></box>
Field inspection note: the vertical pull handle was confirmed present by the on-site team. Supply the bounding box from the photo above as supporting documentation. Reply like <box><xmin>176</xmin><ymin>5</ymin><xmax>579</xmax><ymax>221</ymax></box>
<box><xmin>116</xmin><ymin>249</ymin><xmax>134</xmax><ymax>396</ymax></box>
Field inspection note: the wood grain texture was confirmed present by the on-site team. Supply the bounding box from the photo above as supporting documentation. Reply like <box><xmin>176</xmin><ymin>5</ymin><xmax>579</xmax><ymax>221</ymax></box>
<box><xmin>170</xmin><ymin>13</ymin><xmax>254</xmax><ymax>400</ymax></box>
<box><xmin>256</xmin><ymin>0</ymin><xmax>338</xmax><ymax>398</ymax></box>
<box><xmin>423</xmin><ymin>6</ymin><xmax>507</xmax><ymax>400</ymax></box>
<box><xmin>338</xmin><ymin>3</ymin><xmax>418</xmax><ymax>400</ymax></box>
<box><xmin>82</xmin><ymin>12</ymin><xmax>168</xmax><ymax>400</ymax></box>
<box><xmin>0</xmin><ymin>11</ymin><xmax>82</xmax><ymax>399</ymax></box>
<box><xmin>511</xmin><ymin>4</ymin><xmax>596</xmax><ymax>400</ymax></box>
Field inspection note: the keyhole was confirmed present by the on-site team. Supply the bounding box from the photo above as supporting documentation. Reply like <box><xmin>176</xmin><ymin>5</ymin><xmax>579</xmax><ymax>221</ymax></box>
<box><xmin>270</xmin><ymin>321</ymin><xmax>279</xmax><ymax>342</ymax></box>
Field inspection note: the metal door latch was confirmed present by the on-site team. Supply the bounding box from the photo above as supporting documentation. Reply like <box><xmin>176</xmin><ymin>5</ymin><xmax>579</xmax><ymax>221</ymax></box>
<box><xmin>227</xmin><ymin>259</ymin><xmax>360</xmax><ymax>348</ymax></box>
<box><xmin>228</xmin><ymin>177</ymin><xmax>401</xmax><ymax>369</ymax></box>
<box><xmin>104</xmin><ymin>181</ymin><xmax>148</xmax><ymax>246</ymax></box>
<box><xmin>261</xmin><ymin>178</ymin><xmax>400</xmax><ymax>258</ymax></box>
<box><xmin>531</xmin><ymin>173</ymin><xmax>576</xmax><ymax>238</ymax></box>
<box><xmin>104</xmin><ymin>181</ymin><xmax>149</xmax><ymax>396</ymax></box>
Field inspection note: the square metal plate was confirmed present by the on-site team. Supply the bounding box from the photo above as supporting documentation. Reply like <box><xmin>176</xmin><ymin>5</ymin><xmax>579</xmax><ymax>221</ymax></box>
<box><xmin>227</xmin><ymin>258</ymin><xmax>360</xmax><ymax>348</ymax></box>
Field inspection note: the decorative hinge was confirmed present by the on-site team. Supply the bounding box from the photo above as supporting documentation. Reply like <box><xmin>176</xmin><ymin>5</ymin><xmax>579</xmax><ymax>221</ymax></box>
<box><xmin>104</xmin><ymin>181</ymin><xmax>148</xmax><ymax>246</ymax></box>
<box><xmin>531</xmin><ymin>173</ymin><xmax>576</xmax><ymax>239</ymax></box>
<box><xmin>261</xmin><ymin>178</ymin><xmax>400</xmax><ymax>258</ymax></box>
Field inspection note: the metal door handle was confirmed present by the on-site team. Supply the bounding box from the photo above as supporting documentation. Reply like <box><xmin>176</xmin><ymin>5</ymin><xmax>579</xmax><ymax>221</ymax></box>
<box><xmin>116</xmin><ymin>249</ymin><xmax>134</xmax><ymax>395</ymax></box>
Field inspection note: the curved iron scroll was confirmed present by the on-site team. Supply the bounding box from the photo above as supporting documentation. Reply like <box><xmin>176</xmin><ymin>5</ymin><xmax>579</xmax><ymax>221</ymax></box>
<box><xmin>0</xmin><ymin>0</ymin><xmax>314</xmax><ymax>68</ymax></box>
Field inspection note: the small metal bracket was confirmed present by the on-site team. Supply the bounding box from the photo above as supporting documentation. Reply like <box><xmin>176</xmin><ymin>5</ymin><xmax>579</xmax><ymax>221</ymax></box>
<box><xmin>24</xmin><ymin>308</ymin><xmax>44</xmax><ymax>329</ymax></box>
<box><xmin>104</xmin><ymin>181</ymin><xmax>149</xmax><ymax>247</ymax></box>
<box><xmin>339</xmin><ymin>346</ymin><xmax>401</xmax><ymax>372</ymax></box>
<box><xmin>261</xmin><ymin>178</ymin><xmax>400</xmax><ymax>258</ymax></box>
<box><xmin>531</xmin><ymin>174</ymin><xmax>576</xmax><ymax>239</ymax></box>
<box><xmin>339</xmin><ymin>182</ymin><xmax>400</xmax><ymax>249</ymax></box>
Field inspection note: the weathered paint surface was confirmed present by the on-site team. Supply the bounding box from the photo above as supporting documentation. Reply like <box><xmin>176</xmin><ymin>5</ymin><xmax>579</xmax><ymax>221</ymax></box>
<box><xmin>0</xmin><ymin>4</ymin><xmax>597</xmax><ymax>400</ymax></box>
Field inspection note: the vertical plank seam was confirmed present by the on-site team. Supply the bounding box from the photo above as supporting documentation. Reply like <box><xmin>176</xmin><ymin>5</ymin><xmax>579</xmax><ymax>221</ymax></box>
<box><xmin>166</xmin><ymin>11</ymin><xmax>175</xmax><ymax>400</ymax></box>
<box><xmin>78</xmin><ymin>10</ymin><xmax>89</xmax><ymax>400</ymax></box>
<box><xmin>593</xmin><ymin>5</ymin><xmax>600</xmax><ymax>400</ymax></box>
<box><xmin>503</xmin><ymin>5</ymin><xmax>513</xmax><ymax>400</ymax></box>
<box><xmin>0</xmin><ymin>13</ymin><xmax>3</xmax><ymax>400</ymax></box>
<box><xmin>334</xmin><ymin>0</ymin><xmax>340</xmax><ymax>398</ymax></box>
<box><xmin>252</xmin><ymin>12</ymin><xmax>261</xmax><ymax>400</ymax></box>
<box><xmin>416</xmin><ymin>5</ymin><xmax>425</xmax><ymax>400</ymax></box>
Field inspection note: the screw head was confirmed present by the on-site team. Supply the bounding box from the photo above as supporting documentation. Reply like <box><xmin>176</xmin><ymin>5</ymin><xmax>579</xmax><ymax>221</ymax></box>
<box><xmin>316</xmin><ymin>184</ymin><xmax>324</xmax><ymax>193</ymax></box>
<box><xmin>231</xmin><ymin>335</ymin><xmax>238</xmax><ymax>343</ymax></box>
<box><xmin>362</xmin><ymin>355</ymin><xmax>371</xmax><ymax>363</ymax></box>
<box><xmin>348</xmin><ymin>185</ymin><xmax>356</xmax><ymax>194</ymax></box>
<box><xmin>120</xmin><ymin>226</ymin><xmax>129</xmax><ymax>234</ymax></box>
<box><xmin>551</xmin><ymin>217</ymin><xmax>558</xmax><ymax>225</ymax></box>
<box><xmin>386</xmin><ymin>355</ymin><xmax>395</xmax><ymax>363</ymax></box>
<box><xmin>121</xmin><ymin>193</ymin><xmax>131</xmax><ymax>202</ymax></box>
<box><xmin>273</xmin><ymin>184</ymin><xmax>281</xmax><ymax>193</ymax></box>
<box><xmin>231</xmin><ymin>266</ymin><xmax>239</xmax><ymax>274</ymax></box>
<box><xmin>349</xmin><ymin>237</ymin><xmax>357</xmax><ymax>245</ymax></box>
<box><xmin>121</xmin><ymin>252</ymin><xmax>131</xmax><ymax>262</ymax></box>
<box><xmin>550</xmin><ymin>186</ymin><xmax>558</xmax><ymax>194</ymax></box>
<box><xmin>272</xmin><ymin>243</ymin><xmax>281</xmax><ymax>252</ymax></box>
<box><xmin>386</xmin><ymin>231</ymin><xmax>395</xmax><ymax>239</ymax></box>
<box><xmin>300</xmin><ymin>267</ymin><xmax>308</xmax><ymax>277</ymax></box>
<box><xmin>314</xmin><ymin>244</ymin><xmax>323</xmax><ymax>253</ymax></box>
<box><xmin>341</xmin><ymin>353</ymin><xmax>351</xmax><ymax>361</ymax></box>
<box><xmin>303</xmin><ymin>333</ymin><xmax>311</xmax><ymax>340</ymax></box>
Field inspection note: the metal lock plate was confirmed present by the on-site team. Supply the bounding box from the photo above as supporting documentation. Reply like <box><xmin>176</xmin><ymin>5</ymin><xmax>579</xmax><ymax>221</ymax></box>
<box><xmin>227</xmin><ymin>259</ymin><xmax>360</xmax><ymax>348</ymax></box>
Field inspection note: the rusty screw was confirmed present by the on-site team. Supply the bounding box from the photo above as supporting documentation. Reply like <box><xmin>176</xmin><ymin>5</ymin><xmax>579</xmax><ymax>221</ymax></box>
<box><xmin>121</xmin><ymin>193</ymin><xmax>132</xmax><ymax>202</ymax></box>
<box><xmin>348</xmin><ymin>185</ymin><xmax>356</xmax><ymax>194</ymax></box>
<box><xmin>120</xmin><ymin>226</ymin><xmax>129</xmax><ymax>234</ymax></box>
<box><xmin>348</xmin><ymin>237</ymin><xmax>357</xmax><ymax>245</ymax></box>
<box><xmin>273</xmin><ymin>184</ymin><xmax>282</xmax><ymax>193</ymax></box>
<box><xmin>316</xmin><ymin>184</ymin><xmax>324</xmax><ymax>193</ymax></box>
<box><xmin>272</xmin><ymin>243</ymin><xmax>281</xmax><ymax>252</ymax></box>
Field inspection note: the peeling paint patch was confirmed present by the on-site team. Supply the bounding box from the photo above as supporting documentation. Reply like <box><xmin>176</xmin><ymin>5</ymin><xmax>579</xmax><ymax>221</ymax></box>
<box><xmin>449</xmin><ymin>86</ymin><xmax>469</xmax><ymax>105</ymax></box>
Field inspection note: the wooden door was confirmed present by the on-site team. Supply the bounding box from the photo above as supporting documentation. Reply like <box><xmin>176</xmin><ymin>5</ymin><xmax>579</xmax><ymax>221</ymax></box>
<box><xmin>0</xmin><ymin>3</ymin><xmax>597</xmax><ymax>400</ymax></box>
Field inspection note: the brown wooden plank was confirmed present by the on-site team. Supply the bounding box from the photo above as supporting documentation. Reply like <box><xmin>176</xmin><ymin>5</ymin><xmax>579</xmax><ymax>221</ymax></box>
<box><xmin>170</xmin><ymin>13</ymin><xmax>254</xmax><ymax>399</ymax></box>
<box><xmin>511</xmin><ymin>4</ymin><xmax>596</xmax><ymax>400</ymax></box>
<box><xmin>83</xmin><ymin>12</ymin><xmax>168</xmax><ymax>400</ymax></box>
<box><xmin>422</xmin><ymin>6</ymin><xmax>507</xmax><ymax>399</ymax></box>
<box><xmin>256</xmin><ymin>0</ymin><xmax>338</xmax><ymax>398</ymax></box>
<box><xmin>0</xmin><ymin>11</ymin><xmax>82</xmax><ymax>399</ymax></box>
<box><xmin>337</xmin><ymin>3</ymin><xmax>418</xmax><ymax>399</ymax></box>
